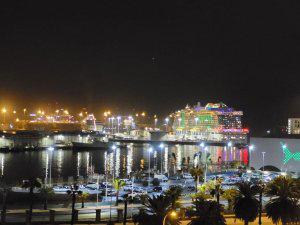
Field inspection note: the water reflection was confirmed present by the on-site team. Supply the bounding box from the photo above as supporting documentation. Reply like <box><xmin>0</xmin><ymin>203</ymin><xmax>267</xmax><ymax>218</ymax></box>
<box><xmin>0</xmin><ymin>154</ymin><xmax>4</xmax><ymax>176</ymax></box>
<box><xmin>0</xmin><ymin>143</ymin><xmax>248</xmax><ymax>184</ymax></box>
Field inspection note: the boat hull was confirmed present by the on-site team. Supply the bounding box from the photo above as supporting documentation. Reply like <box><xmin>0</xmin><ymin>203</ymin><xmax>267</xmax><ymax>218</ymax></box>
<box><xmin>72</xmin><ymin>141</ymin><xmax>109</xmax><ymax>150</ymax></box>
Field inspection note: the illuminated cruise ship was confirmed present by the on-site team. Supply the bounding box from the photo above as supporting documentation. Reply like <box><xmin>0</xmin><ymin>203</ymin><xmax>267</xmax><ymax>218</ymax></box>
<box><xmin>171</xmin><ymin>102</ymin><xmax>249</xmax><ymax>142</ymax></box>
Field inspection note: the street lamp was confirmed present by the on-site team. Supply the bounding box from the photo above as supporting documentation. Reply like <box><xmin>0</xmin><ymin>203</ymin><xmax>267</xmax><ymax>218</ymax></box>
<box><xmin>163</xmin><ymin>210</ymin><xmax>178</xmax><ymax>225</ymax></box>
<box><xmin>159</xmin><ymin>143</ymin><xmax>164</xmax><ymax>174</ymax></box>
<box><xmin>261</xmin><ymin>152</ymin><xmax>266</xmax><ymax>172</ymax></box>
<box><xmin>47</xmin><ymin>146</ymin><xmax>54</xmax><ymax>187</ymax></box>
<box><xmin>148</xmin><ymin>147</ymin><xmax>153</xmax><ymax>186</ymax></box>
<box><xmin>165</xmin><ymin>118</ymin><xmax>169</xmax><ymax>131</ymax></box>
<box><xmin>111</xmin><ymin>145</ymin><xmax>117</xmax><ymax>180</ymax></box>
<box><xmin>117</xmin><ymin>116</ymin><xmax>121</xmax><ymax>133</ymax></box>
<box><xmin>111</xmin><ymin>117</ymin><xmax>115</xmax><ymax>134</ymax></box>
<box><xmin>154</xmin><ymin>118</ymin><xmax>158</xmax><ymax>129</ymax></box>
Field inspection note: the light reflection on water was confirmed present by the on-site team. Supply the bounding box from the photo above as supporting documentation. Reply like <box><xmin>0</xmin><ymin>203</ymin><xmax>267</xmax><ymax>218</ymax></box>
<box><xmin>0</xmin><ymin>144</ymin><xmax>246</xmax><ymax>185</ymax></box>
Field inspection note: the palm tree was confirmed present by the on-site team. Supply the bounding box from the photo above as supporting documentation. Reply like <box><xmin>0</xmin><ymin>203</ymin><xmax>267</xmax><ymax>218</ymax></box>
<box><xmin>39</xmin><ymin>186</ymin><xmax>54</xmax><ymax>210</ymax></box>
<box><xmin>164</xmin><ymin>186</ymin><xmax>182</xmax><ymax>209</ymax></box>
<box><xmin>133</xmin><ymin>194</ymin><xmax>179</xmax><ymax>225</ymax></box>
<box><xmin>265</xmin><ymin>176</ymin><xmax>300</xmax><ymax>225</ymax></box>
<box><xmin>187</xmin><ymin>197</ymin><xmax>226</xmax><ymax>225</ymax></box>
<box><xmin>233</xmin><ymin>182</ymin><xmax>259</xmax><ymax>225</ymax></box>
<box><xmin>67</xmin><ymin>184</ymin><xmax>82</xmax><ymax>225</ymax></box>
<box><xmin>189</xmin><ymin>167</ymin><xmax>203</xmax><ymax>191</ymax></box>
<box><xmin>0</xmin><ymin>176</ymin><xmax>10</xmax><ymax>223</ymax></box>
<box><xmin>221</xmin><ymin>188</ymin><xmax>238</xmax><ymax>210</ymax></box>
<box><xmin>78</xmin><ymin>192</ymin><xmax>89</xmax><ymax>208</ymax></box>
<box><xmin>22</xmin><ymin>178</ymin><xmax>42</xmax><ymax>224</ymax></box>
<box><xmin>112</xmin><ymin>178</ymin><xmax>126</xmax><ymax>206</ymax></box>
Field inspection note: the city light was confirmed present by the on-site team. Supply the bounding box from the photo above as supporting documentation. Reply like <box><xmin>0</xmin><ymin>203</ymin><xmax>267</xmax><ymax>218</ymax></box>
<box><xmin>159</xmin><ymin>143</ymin><xmax>164</xmax><ymax>149</ymax></box>
<box><xmin>48</xmin><ymin>146</ymin><xmax>54</xmax><ymax>151</ymax></box>
<box><xmin>249</xmin><ymin>145</ymin><xmax>255</xmax><ymax>151</ymax></box>
<box><xmin>227</xmin><ymin>141</ymin><xmax>232</xmax><ymax>147</ymax></box>
<box><xmin>200</xmin><ymin>142</ymin><xmax>205</xmax><ymax>148</ymax></box>
<box><xmin>2</xmin><ymin>108</ymin><xmax>7</xmax><ymax>114</ymax></box>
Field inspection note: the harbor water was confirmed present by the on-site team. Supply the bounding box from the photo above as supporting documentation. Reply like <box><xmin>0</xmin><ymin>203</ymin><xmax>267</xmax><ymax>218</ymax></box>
<box><xmin>0</xmin><ymin>142</ymin><xmax>248</xmax><ymax>185</ymax></box>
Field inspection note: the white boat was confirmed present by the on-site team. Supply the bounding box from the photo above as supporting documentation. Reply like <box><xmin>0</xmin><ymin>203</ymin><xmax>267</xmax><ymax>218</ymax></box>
<box><xmin>12</xmin><ymin>187</ymin><xmax>40</xmax><ymax>193</ymax></box>
<box><xmin>154</xmin><ymin>174</ymin><xmax>168</xmax><ymax>182</ymax></box>
<box><xmin>182</xmin><ymin>173</ymin><xmax>193</xmax><ymax>180</ymax></box>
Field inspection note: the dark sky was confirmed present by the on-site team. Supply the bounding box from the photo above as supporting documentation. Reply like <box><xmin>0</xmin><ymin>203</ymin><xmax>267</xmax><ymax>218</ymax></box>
<box><xmin>0</xmin><ymin>1</ymin><xmax>299</xmax><ymax>135</ymax></box>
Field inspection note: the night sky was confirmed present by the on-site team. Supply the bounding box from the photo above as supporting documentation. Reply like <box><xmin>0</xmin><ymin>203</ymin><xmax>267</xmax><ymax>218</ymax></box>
<box><xmin>0</xmin><ymin>1</ymin><xmax>299</xmax><ymax>135</ymax></box>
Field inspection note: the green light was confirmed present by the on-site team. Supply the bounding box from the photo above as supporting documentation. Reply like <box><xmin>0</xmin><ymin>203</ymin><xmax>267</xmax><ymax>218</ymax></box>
<box><xmin>198</xmin><ymin>115</ymin><xmax>213</xmax><ymax>123</ymax></box>
<box><xmin>280</xmin><ymin>142</ymin><xmax>300</xmax><ymax>164</ymax></box>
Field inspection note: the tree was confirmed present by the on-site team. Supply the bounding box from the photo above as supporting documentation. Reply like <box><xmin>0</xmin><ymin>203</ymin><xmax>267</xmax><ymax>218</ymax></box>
<box><xmin>265</xmin><ymin>176</ymin><xmax>300</xmax><ymax>225</ymax></box>
<box><xmin>187</xmin><ymin>197</ymin><xmax>226</xmax><ymax>225</ymax></box>
<box><xmin>39</xmin><ymin>186</ymin><xmax>54</xmax><ymax>210</ymax></box>
<box><xmin>221</xmin><ymin>188</ymin><xmax>238</xmax><ymax>210</ymax></box>
<box><xmin>22</xmin><ymin>178</ymin><xmax>42</xmax><ymax>224</ymax></box>
<box><xmin>164</xmin><ymin>186</ymin><xmax>183</xmax><ymax>209</ymax></box>
<box><xmin>152</xmin><ymin>178</ymin><xmax>160</xmax><ymax>187</ymax></box>
<box><xmin>67</xmin><ymin>184</ymin><xmax>82</xmax><ymax>225</ymax></box>
<box><xmin>233</xmin><ymin>182</ymin><xmax>259</xmax><ymax>225</ymax></box>
<box><xmin>78</xmin><ymin>192</ymin><xmax>89</xmax><ymax>208</ymax></box>
<box><xmin>189</xmin><ymin>167</ymin><xmax>203</xmax><ymax>191</ymax></box>
<box><xmin>113</xmin><ymin>178</ymin><xmax>126</xmax><ymax>206</ymax></box>
<box><xmin>0</xmin><ymin>176</ymin><xmax>10</xmax><ymax>223</ymax></box>
<box><xmin>133</xmin><ymin>194</ymin><xmax>180</xmax><ymax>225</ymax></box>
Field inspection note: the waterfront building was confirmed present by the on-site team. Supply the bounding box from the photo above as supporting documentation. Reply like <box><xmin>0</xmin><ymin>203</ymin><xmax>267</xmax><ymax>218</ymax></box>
<box><xmin>250</xmin><ymin>137</ymin><xmax>300</xmax><ymax>174</ymax></box>
<box><xmin>171</xmin><ymin>102</ymin><xmax>248</xmax><ymax>142</ymax></box>
<box><xmin>287</xmin><ymin>118</ymin><xmax>300</xmax><ymax>134</ymax></box>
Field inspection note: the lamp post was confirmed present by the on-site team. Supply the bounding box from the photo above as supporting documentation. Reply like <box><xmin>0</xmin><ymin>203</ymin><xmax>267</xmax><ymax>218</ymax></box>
<box><xmin>261</xmin><ymin>151</ymin><xmax>266</xmax><ymax>172</ymax></box>
<box><xmin>154</xmin><ymin>118</ymin><xmax>158</xmax><ymax>129</ymax></box>
<box><xmin>117</xmin><ymin>116</ymin><xmax>121</xmax><ymax>133</ymax></box>
<box><xmin>162</xmin><ymin>210</ymin><xmax>178</xmax><ymax>225</ymax></box>
<box><xmin>165</xmin><ymin>118</ymin><xmax>169</xmax><ymax>131</ymax></box>
<box><xmin>111</xmin><ymin>117</ymin><xmax>115</xmax><ymax>134</ymax></box>
<box><xmin>148</xmin><ymin>147</ymin><xmax>153</xmax><ymax>186</ymax></box>
<box><xmin>47</xmin><ymin>147</ymin><xmax>54</xmax><ymax>187</ymax></box>
<box><xmin>159</xmin><ymin>143</ymin><xmax>164</xmax><ymax>174</ymax></box>
<box><xmin>111</xmin><ymin>145</ymin><xmax>117</xmax><ymax>180</ymax></box>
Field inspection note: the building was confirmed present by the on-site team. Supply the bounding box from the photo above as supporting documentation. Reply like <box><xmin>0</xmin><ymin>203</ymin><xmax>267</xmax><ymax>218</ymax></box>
<box><xmin>83</xmin><ymin>115</ymin><xmax>104</xmax><ymax>132</ymax></box>
<box><xmin>250</xmin><ymin>137</ymin><xmax>300</xmax><ymax>174</ymax></box>
<box><xmin>287</xmin><ymin>118</ymin><xmax>300</xmax><ymax>134</ymax></box>
<box><xmin>171</xmin><ymin>102</ymin><xmax>248</xmax><ymax>142</ymax></box>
